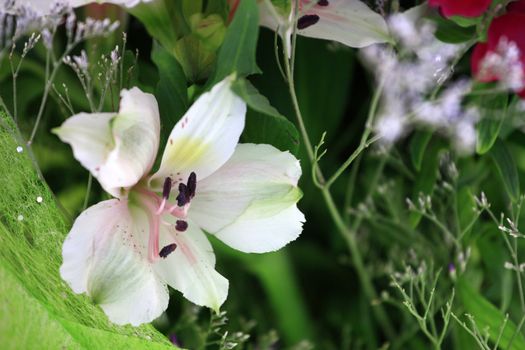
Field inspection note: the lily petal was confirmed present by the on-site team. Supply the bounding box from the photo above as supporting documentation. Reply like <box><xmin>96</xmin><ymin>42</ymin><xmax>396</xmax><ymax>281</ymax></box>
<box><xmin>150</xmin><ymin>76</ymin><xmax>246</xmax><ymax>190</ymax></box>
<box><xmin>60</xmin><ymin>199</ymin><xmax>169</xmax><ymax>326</ymax></box>
<box><xmin>54</xmin><ymin>87</ymin><xmax>160</xmax><ymax>198</ymax></box>
<box><xmin>190</xmin><ymin>143</ymin><xmax>305</xmax><ymax>253</ymax></box>
<box><xmin>259</xmin><ymin>0</ymin><xmax>390</xmax><ymax>51</ymax></box>
<box><xmin>297</xmin><ymin>0</ymin><xmax>391</xmax><ymax>48</ymax></box>
<box><xmin>155</xmin><ymin>222</ymin><xmax>228</xmax><ymax>312</ymax></box>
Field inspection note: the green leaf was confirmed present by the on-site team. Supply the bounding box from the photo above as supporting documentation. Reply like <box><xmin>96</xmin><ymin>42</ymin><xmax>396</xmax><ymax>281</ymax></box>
<box><xmin>409</xmin><ymin>140</ymin><xmax>444</xmax><ymax>227</ymax></box>
<box><xmin>151</xmin><ymin>43</ymin><xmax>188</xmax><ymax>141</ymax></box>
<box><xmin>457</xmin><ymin>278</ymin><xmax>525</xmax><ymax>350</ymax></box>
<box><xmin>409</xmin><ymin>131</ymin><xmax>433</xmax><ymax>171</ymax></box>
<box><xmin>210</xmin><ymin>0</ymin><xmax>260</xmax><ymax>84</ymax></box>
<box><xmin>475</xmin><ymin>89</ymin><xmax>509</xmax><ymax>154</ymax></box>
<box><xmin>433</xmin><ymin>16</ymin><xmax>477</xmax><ymax>43</ymax></box>
<box><xmin>130</xmin><ymin>1</ymin><xmax>183</xmax><ymax>52</ymax></box>
<box><xmin>489</xmin><ymin>139</ymin><xmax>520</xmax><ymax>202</ymax></box>
<box><xmin>232</xmin><ymin>78</ymin><xmax>300</xmax><ymax>154</ymax></box>
<box><xmin>0</xmin><ymin>116</ymin><xmax>174</xmax><ymax>349</ymax></box>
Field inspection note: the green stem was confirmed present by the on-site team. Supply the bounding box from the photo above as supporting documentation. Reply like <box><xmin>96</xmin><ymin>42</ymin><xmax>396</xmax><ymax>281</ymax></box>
<box><xmin>282</xmin><ymin>38</ymin><xmax>394</xmax><ymax>339</ymax></box>
<box><xmin>324</xmin><ymin>84</ymin><xmax>383</xmax><ymax>189</ymax></box>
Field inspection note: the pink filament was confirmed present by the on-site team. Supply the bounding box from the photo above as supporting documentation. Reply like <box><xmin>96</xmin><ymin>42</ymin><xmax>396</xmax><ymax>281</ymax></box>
<box><xmin>137</xmin><ymin>188</ymin><xmax>189</xmax><ymax>262</ymax></box>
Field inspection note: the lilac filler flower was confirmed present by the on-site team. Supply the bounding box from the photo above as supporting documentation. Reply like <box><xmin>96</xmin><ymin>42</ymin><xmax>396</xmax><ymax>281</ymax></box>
<box><xmin>53</xmin><ymin>76</ymin><xmax>305</xmax><ymax>326</ymax></box>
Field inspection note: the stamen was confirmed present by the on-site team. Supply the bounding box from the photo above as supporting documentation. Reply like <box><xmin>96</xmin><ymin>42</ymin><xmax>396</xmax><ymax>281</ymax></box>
<box><xmin>318</xmin><ymin>0</ymin><xmax>329</xmax><ymax>6</ymax></box>
<box><xmin>297</xmin><ymin>14</ymin><xmax>320</xmax><ymax>29</ymax></box>
<box><xmin>187</xmin><ymin>172</ymin><xmax>197</xmax><ymax>198</ymax></box>
<box><xmin>176</xmin><ymin>183</ymin><xmax>188</xmax><ymax>207</ymax></box>
<box><xmin>159</xmin><ymin>243</ymin><xmax>177</xmax><ymax>258</ymax></box>
<box><xmin>176</xmin><ymin>220</ymin><xmax>188</xmax><ymax>232</ymax></box>
<box><xmin>175</xmin><ymin>172</ymin><xmax>198</xmax><ymax>207</ymax></box>
<box><xmin>162</xmin><ymin>177</ymin><xmax>172</xmax><ymax>199</ymax></box>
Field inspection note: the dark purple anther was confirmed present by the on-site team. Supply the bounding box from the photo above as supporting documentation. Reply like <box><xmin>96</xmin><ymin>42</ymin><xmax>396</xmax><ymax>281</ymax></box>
<box><xmin>176</xmin><ymin>220</ymin><xmax>188</xmax><ymax>232</ymax></box>
<box><xmin>176</xmin><ymin>183</ymin><xmax>188</xmax><ymax>206</ymax></box>
<box><xmin>297</xmin><ymin>14</ymin><xmax>320</xmax><ymax>29</ymax></box>
<box><xmin>175</xmin><ymin>172</ymin><xmax>197</xmax><ymax>206</ymax></box>
<box><xmin>187</xmin><ymin>172</ymin><xmax>197</xmax><ymax>198</ymax></box>
<box><xmin>318</xmin><ymin>0</ymin><xmax>329</xmax><ymax>6</ymax></box>
<box><xmin>159</xmin><ymin>243</ymin><xmax>177</xmax><ymax>258</ymax></box>
<box><xmin>162</xmin><ymin>177</ymin><xmax>172</xmax><ymax>199</ymax></box>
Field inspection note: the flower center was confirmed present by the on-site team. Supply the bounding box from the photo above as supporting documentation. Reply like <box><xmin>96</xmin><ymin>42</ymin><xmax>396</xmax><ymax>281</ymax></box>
<box><xmin>140</xmin><ymin>172</ymin><xmax>197</xmax><ymax>262</ymax></box>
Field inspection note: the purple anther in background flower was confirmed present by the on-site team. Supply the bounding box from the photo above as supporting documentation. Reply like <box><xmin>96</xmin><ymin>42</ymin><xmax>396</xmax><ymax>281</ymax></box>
<box><xmin>297</xmin><ymin>14</ymin><xmax>320</xmax><ymax>30</ymax></box>
<box><xmin>162</xmin><ymin>177</ymin><xmax>172</xmax><ymax>199</ymax></box>
<box><xmin>159</xmin><ymin>243</ymin><xmax>177</xmax><ymax>258</ymax></box>
<box><xmin>176</xmin><ymin>220</ymin><xmax>188</xmax><ymax>232</ymax></box>
<box><xmin>318</xmin><ymin>0</ymin><xmax>329</xmax><ymax>6</ymax></box>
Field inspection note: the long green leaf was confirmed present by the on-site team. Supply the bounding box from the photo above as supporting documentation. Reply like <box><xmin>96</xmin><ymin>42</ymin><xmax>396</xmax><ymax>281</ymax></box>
<box><xmin>489</xmin><ymin>139</ymin><xmax>520</xmax><ymax>202</ymax></box>
<box><xmin>458</xmin><ymin>279</ymin><xmax>525</xmax><ymax>350</ymax></box>
<box><xmin>151</xmin><ymin>43</ymin><xmax>188</xmax><ymax>142</ymax></box>
<box><xmin>232</xmin><ymin>78</ymin><xmax>300</xmax><ymax>154</ymax></box>
<box><xmin>211</xmin><ymin>0</ymin><xmax>261</xmax><ymax>84</ymax></box>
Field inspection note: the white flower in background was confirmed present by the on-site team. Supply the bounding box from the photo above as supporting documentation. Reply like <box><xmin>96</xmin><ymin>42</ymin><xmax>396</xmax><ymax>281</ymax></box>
<box><xmin>9</xmin><ymin>0</ymin><xmax>151</xmax><ymax>14</ymax></box>
<box><xmin>53</xmin><ymin>76</ymin><xmax>305</xmax><ymax>326</ymax></box>
<box><xmin>363</xmin><ymin>5</ymin><xmax>477</xmax><ymax>153</ymax></box>
<box><xmin>258</xmin><ymin>0</ymin><xmax>391</xmax><ymax>56</ymax></box>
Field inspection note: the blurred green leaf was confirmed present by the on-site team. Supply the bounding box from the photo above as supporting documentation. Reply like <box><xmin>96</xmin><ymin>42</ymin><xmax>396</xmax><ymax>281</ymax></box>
<box><xmin>433</xmin><ymin>16</ymin><xmax>477</xmax><ymax>43</ymax></box>
<box><xmin>151</xmin><ymin>43</ymin><xmax>188</xmax><ymax>141</ymax></box>
<box><xmin>458</xmin><ymin>278</ymin><xmax>525</xmax><ymax>350</ymax></box>
<box><xmin>0</xmin><ymin>115</ymin><xmax>174</xmax><ymax>349</ymax></box>
<box><xmin>232</xmin><ymin>78</ymin><xmax>300</xmax><ymax>154</ymax></box>
<box><xmin>210</xmin><ymin>0</ymin><xmax>260</xmax><ymax>84</ymax></box>
<box><xmin>130</xmin><ymin>0</ymin><xmax>183</xmax><ymax>51</ymax></box>
<box><xmin>475</xmin><ymin>90</ymin><xmax>508</xmax><ymax>155</ymax></box>
<box><xmin>489</xmin><ymin>139</ymin><xmax>520</xmax><ymax>202</ymax></box>
<box><xmin>410</xmin><ymin>139</ymin><xmax>444</xmax><ymax>227</ymax></box>
<box><xmin>409</xmin><ymin>130</ymin><xmax>433</xmax><ymax>171</ymax></box>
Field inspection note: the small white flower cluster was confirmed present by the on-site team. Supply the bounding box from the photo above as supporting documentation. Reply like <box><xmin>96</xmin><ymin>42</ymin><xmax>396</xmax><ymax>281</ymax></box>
<box><xmin>479</xmin><ymin>37</ymin><xmax>525</xmax><ymax>92</ymax></box>
<box><xmin>63</xmin><ymin>50</ymin><xmax>89</xmax><ymax>77</ymax></box>
<box><xmin>1</xmin><ymin>0</ymin><xmax>119</xmax><ymax>55</ymax></box>
<box><xmin>362</xmin><ymin>11</ymin><xmax>478</xmax><ymax>153</ymax></box>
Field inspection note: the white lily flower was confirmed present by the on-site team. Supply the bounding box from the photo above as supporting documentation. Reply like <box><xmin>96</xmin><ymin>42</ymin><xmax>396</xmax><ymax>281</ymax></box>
<box><xmin>53</xmin><ymin>77</ymin><xmax>305</xmax><ymax>326</ymax></box>
<box><xmin>258</xmin><ymin>0</ymin><xmax>392</xmax><ymax>56</ymax></box>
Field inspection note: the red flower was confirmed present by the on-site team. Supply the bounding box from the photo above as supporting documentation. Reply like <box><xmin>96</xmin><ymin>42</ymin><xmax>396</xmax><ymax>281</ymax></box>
<box><xmin>429</xmin><ymin>0</ymin><xmax>492</xmax><ymax>18</ymax></box>
<box><xmin>471</xmin><ymin>3</ymin><xmax>525</xmax><ymax>97</ymax></box>
<box><xmin>508</xmin><ymin>0</ymin><xmax>525</xmax><ymax>13</ymax></box>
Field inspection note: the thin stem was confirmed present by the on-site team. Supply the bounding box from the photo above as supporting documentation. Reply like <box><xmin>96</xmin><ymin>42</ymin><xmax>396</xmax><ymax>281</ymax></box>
<box><xmin>282</xmin><ymin>31</ymin><xmax>394</xmax><ymax>339</ymax></box>
<box><xmin>83</xmin><ymin>173</ymin><xmax>93</xmax><ymax>211</ymax></box>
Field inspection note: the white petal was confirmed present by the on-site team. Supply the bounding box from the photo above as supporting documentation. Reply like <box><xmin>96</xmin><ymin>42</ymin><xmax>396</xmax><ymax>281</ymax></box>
<box><xmin>190</xmin><ymin>143</ymin><xmax>305</xmax><ymax>253</ymax></box>
<box><xmin>54</xmin><ymin>88</ymin><xmax>160</xmax><ymax>197</ymax></box>
<box><xmin>60</xmin><ymin>199</ymin><xmax>169</xmax><ymax>326</ymax></box>
<box><xmin>149</xmin><ymin>76</ymin><xmax>246</xmax><ymax>190</ymax></box>
<box><xmin>155</xmin><ymin>223</ymin><xmax>228</xmax><ymax>312</ymax></box>
<box><xmin>298</xmin><ymin>0</ymin><xmax>391</xmax><ymax>48</ymax></box>
<box><xmin>258</xmin><ymin>0</ymin><xmax>294</xmax><ymax>57</ymax></box>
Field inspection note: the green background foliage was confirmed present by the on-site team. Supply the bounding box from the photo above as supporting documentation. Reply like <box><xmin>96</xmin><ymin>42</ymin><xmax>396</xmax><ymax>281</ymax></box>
<box><xmin>3</xmin><ymin>0</ymin><xmax>525</xmax><ymax>349</ymax></box>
